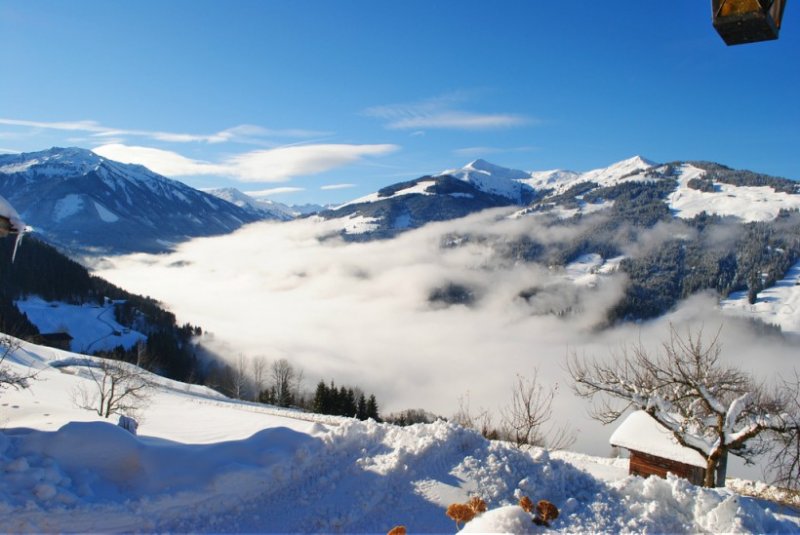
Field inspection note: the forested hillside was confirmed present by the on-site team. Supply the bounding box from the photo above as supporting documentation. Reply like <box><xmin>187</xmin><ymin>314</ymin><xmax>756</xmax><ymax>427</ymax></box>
<box><xmin>0</xmin><ymin>235</ymin><xmax>202</xmax><ymax>381</ymax></box>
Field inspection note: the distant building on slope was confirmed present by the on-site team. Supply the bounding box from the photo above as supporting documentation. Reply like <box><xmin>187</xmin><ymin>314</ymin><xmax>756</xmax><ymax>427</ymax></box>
<box><xmin>32</xmin><ymin>332</ymin><xmax>74</xmax><ymax>351</ymax></box>
<box><xmin>609</xmin><ymin>410</ymin><xmax>707</xmax><ymax>486</ymax></box>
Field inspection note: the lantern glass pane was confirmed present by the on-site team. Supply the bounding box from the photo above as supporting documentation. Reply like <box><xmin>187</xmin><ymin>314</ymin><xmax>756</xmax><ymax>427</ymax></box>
<box><xmin>719</xmin><ymin>0</ymin><xmax>762</xmax><ymax>16</ymax></box>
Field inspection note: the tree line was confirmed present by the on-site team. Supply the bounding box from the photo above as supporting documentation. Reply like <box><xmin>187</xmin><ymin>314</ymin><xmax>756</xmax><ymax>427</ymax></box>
<box><xmin>0</xmin><ymin>235</ymin><xmax>204</xmax><ymax>383</ymax></box>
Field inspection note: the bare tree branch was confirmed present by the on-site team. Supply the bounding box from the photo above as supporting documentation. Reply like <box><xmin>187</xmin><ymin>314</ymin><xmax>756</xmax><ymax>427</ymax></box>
<box><xmin>0</xmin><ymin>336</ymin><xmax>36</xmax><ymax>392</ymax></box>
<box><xmin>568</xmin><ymin>324</ymin><xmax>800</xmax><ymax>487</ymax></box>
<box><xmin>74</xmin><ymin>358</ymin><xmax>153</xmax><ymax>419</ymax></box>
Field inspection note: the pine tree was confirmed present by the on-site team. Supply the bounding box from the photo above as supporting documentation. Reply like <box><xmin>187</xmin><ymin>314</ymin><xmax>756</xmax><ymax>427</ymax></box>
<box><xmin>313</xmin><ymin>380</ymin><xmax>329</xmax><ymax>413</ymax></box>
<box><xmin>356</xmin><ymin>393</ymin><xmax>368</xmax><ymax>420</ymax></box>
<box><xmin>366</xmin><ymin>394</ymin><xmax>380</xmax><ymax>421</ymax></box>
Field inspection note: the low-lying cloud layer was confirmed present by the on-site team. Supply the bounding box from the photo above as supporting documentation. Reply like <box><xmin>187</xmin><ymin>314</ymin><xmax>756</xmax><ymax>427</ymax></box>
<box><xmin>96</xmin><ymin>209</ymin><xmax>800</xmax><ymax>475</ymax></box>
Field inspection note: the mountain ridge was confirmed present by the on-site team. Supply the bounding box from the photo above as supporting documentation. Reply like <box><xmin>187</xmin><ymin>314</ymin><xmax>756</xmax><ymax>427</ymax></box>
<box><xmin>0</xmin><ymin>147</ymin><xmax>265</xmax><ymax>255</ymax></box>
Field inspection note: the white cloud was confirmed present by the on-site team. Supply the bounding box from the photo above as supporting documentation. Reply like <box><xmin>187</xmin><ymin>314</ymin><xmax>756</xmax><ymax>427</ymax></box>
<box><xmin>92</xmin><ymin>144</ymin><xmax>224</xmax><ymax>176</ymax></box>
<box><xmin>0</xmin><ymin>118</ymin><xmax>108</xmax><ymax>133</ymax></box>
<box><xmin>92</xmin><ymin>143</ymin><xmax>399</xmax><ymax>183</ymax></box>
<box><xmin>320</xmin><ymin>183</ymin><xmax>356</xmax><ymax>191</ymax></box>
<box><xmin>245</xmin><ymin>186</ymin><xmax>306</xmax><ymax>197</ymax></box>
<box><xmin>225</xmin><ymin>144</ymin><xmax>398</xmax><ymax>182</ymax></box>
<box><xmin>0</xmin><ymin>117</ymin><xmax>327</xmax><ymax>145</ymax></box>
<box><xmin>389</xmin><ymin>111</ymin><xmax>527</xmax><ymax>130</ymax></box>
<box><xmin>364</xmin><ymin>94</ymin><xmax>531</xmax><ymax>131</ymax></box>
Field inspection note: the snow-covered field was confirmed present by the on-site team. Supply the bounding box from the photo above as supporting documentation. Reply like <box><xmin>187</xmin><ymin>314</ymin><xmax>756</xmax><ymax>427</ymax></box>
<box><xmin>668</xmin><ymin>165</ymin><xmax>800</xmax><ymax>222</ymax></box>
<box><xmin>1</xmin><ymin>336</ymin><xmax>800</xmax><ymax>533</ymax></box>
<box><xmin>720</xmin><ymin>260</ymin><xmax>800</xmax><ymax>335</ymax></box>
<box><xmin>15</xmin><ymin>296</ymin><xmax>146</xmax><ymax>353</ymax></box>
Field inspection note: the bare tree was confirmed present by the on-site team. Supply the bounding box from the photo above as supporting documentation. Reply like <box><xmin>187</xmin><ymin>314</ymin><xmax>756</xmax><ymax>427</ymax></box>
<box><xmin>453</xmin><ymin>392</ymin><xmax>497</xmax><ymax>439</ymax></box>
<box><xmin>75</xmin><ymin>358</ymin><xmax>152</xmax><ymax>418</ymax></box>
<box><xmin>0</xmin><ymin>335</ymin><xmax>35</xmax><ymax>392</ymax></box>
<box><xmin>568</xmin><ymin>325</ymin><xmax>799</xmax><ymax>487</ymax></box>
<box><xmin>229</xmin><ymin>353</ymin><xmax>249</xmax><ymax>400</ymax></box>
<box><xmin>134</xmin><ymin>340</ymin><xmax>157</xmax><ymax>371</ymax></box>
<box><xmin>500</xmin><ymin>373</ymin><xmax>576</xmax><ymax>450</ymax></box>
<box><xmin>251</xmin><ymin>355</ymin><xmax>268</xmax><ymax>399</ymax></box>
<box><xmin>769</xmin><ymin>372</ymin><xmax>800</xmax><ymax>489</ymax></box>
<box><xmin>270</xmin><ymin>358</ymin><xmax>298</xmax><ymax>407</ymax></box>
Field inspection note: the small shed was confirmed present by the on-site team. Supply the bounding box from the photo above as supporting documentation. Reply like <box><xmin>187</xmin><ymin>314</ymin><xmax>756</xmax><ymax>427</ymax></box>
<box><xmin>609</xmin><ymin>410</ymin><xmax>707</xmax><ymax>486</ymax></box>
<box><xmin>33</xmin><ymin>332</ymin><xmax>74</xmax><ymax>351</ymax></box>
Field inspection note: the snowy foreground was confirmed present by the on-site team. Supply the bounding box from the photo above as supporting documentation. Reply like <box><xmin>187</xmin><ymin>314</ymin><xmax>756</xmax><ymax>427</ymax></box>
<box><xmin>2</xmin><ymin>338</ymin><xmax>800</xmax><ymax>533</ymax></box>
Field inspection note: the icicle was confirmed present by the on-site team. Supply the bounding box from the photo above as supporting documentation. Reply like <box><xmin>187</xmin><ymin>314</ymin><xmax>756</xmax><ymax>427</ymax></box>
<box><xmin>11</xmin><ymin>231</ymin><xmax>22</xmax><ymax>263</ymax></box>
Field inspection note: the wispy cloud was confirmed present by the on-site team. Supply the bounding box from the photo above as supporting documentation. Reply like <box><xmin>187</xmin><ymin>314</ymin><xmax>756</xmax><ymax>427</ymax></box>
<box><xmin>93</xmin><ymin>143</ymin><xmax>399</xmax><ymax>183</ymax></box>
<box><xmin>245</xmin><ymin>187</ymin><xmax>306</xmax><ymax>197</ymax></box>
<box><xmin>225</xmin><ymin>144</ymin><xmax>398</xmax><ymax>182</ymax></box>
<box><xmin>320</xmin><ymin>183</ymin><xmax>356</xmax><ymax>191</ymax></box>
<box><xmin>93</xmin><ymin>144</ymin><xmax>224</xmax><ymax>176</ymax></box>
<box><xmin>0</xmin><ymin>118</ymin><xmax>328</xmax><ymax>145</ymax></box>
<box><xmin>364</xmin><ymin>94</ymin><xmax>531</xmax><ymax>131</ymax></box>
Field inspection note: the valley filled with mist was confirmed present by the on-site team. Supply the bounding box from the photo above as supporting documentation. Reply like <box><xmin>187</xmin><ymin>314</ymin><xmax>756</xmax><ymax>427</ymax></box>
<box><xmin>95</xmin><ymin>204</ymin><xmax>800</xmax><ymax>469</ymax></box>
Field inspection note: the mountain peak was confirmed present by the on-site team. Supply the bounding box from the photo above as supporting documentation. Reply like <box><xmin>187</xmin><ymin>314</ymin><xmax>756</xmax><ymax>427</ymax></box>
<box><xmin>463</xmin><ymin>158</ymin><xmax>529</xmax><ymax>178</ymax></box>
<box><xmin>438</xmin><ymin>159</ymin><xmax>533</xmax><ymax>203</ymax></box>
<box><xmin>0</xmin><ymin>146</ymin><xmax>104</xmax><ymax>177</ymax></box>
<box><xmin>36</xmin><ymin>146</ymin><xmax>103</xmax><ymax>165</ymax></box>
<box><xmin>618</xmin><ymin>155</ymin><xmax>656</xmax><ymax>168</ymax></box>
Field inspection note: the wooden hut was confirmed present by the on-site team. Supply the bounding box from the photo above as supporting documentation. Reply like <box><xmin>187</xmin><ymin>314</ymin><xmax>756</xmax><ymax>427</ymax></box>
<box><xmin>609</xmin><ymin>411</ymin><xmax>707</xmax><ymax>486</ymax></box>
<box><xmin>33</xmin><ymin>332</ymin><xmax>74</xmax><ymax>351</ymax></box>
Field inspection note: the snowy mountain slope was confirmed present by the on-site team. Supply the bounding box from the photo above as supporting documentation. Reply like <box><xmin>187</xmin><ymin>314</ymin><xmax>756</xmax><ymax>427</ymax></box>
<box><xmin>1</xmin><ymin>336</ymin><xmax>798</xmax><ymax>533</ymax></box>
<box><xmin>204</xmin><ymin>187</ymin><xmax>296</xmax><ymax>221</ymax></box>
<box><xmin>14</xmin><ymin>296</ymin><xmax>146</xmax><ymax>353</ymax></box>
<box><xmin>720</xmin><ymin>260</ymin><xmax>800</xmax><ymax>334</ymax></box>
<box><xmin>513</xmin><ymin>156</ymin><xmax>654</xmax><ymax>196</ymax></box>
<box><xmin>440</xmin><ymin>159</ymin><xmax>536</xmax><ymax>204</ymax></box>
<box><xmin>0</xmin><ymin>147</ymin><xmax>263</xmax><ymax>254</ymax></box>
<box><xmin>519</xmin><ymin>158</ymin><xmax>800</xmax><ymax>225</ymax></box>
<box><xmin>320</xmin><ymin>174</ymin><xmax>520</xmax><ymax>239</ymax></box>
<box><xmin>669</xmin><ymin>163</ymin><xmax>800</xmax><ymax>222</ymax></box>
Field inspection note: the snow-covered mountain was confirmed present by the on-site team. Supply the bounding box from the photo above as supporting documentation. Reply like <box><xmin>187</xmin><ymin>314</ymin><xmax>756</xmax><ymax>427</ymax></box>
<box><xmin>319</xmin><ymin>173</ymin><xmax>526</xmax><ymax>239</ymax></box>
<box><xmin>0</xmin><ymin>147</ymin><xmax>264</xmax><ymax>254</ymax></box>
<box><xmin>522</xmin><ymin>157</ymin><xmax>800</xmax><ymax>222</ymax></box>
<box><xmin>440</xmin><ymin>158</ymin><xmax>537</xmax><ymax>204</ymax></box>
<box><xmin>2</xmin><ymin>334</ymin><xmax>798</xmax><ymax>533</ymax></box>
<box><xmin>204</xmin><ymin>187</ymin><xmax>297</xmax><ymax>221</ymax></box>
<box><xmin>320</xmin><ymin>154</ymin><xmax>798</xmax><ymax>239</ymax></box>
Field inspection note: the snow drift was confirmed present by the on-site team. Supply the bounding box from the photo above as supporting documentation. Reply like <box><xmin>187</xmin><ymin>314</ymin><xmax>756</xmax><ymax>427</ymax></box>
<box><xmin>1</xmin><ymin>337</ymin><xmax>799</xmax><ymax>533</ymax></box>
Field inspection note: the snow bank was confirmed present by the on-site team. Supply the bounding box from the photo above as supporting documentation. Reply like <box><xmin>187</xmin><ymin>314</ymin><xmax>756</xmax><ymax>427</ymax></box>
<box><xmin>1</xmin><ymin>337</ymin><xmax>799</xmax><ymax>533</ymax></box>
<box><xmin>3</xmin><ymin>417</ymin><xmax>799</xmax><ymax>533</ymax></box>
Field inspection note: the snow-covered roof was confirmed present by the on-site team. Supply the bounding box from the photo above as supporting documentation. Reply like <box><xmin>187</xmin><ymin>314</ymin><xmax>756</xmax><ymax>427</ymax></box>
<box><xmin>609</xmin><ymin>410</ymin><xmax>706</xmax><ymax>468</ymax></box>
<box><xmin>0</xmin><ymin>194</ymin><xmax>25</xmax><ymax>233</ymax></box>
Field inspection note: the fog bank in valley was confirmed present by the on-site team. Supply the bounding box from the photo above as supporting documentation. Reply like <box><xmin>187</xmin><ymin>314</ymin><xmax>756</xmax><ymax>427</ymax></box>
<box><xmin>96</xmin><ymin>209</ymin><xmax>800</xmax><ymax>475</ymax></box>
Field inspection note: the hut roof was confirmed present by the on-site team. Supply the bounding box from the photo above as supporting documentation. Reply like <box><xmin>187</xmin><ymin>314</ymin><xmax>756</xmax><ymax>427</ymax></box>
<box><xmin>609</xmin><ymin>410</ymin><xmax>706</xmax><ymax>468</ymax></box>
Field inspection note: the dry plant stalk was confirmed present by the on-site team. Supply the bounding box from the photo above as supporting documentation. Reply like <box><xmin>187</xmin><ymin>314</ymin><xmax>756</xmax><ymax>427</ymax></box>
<box><xmin>468</xmin><ymin>496</ymin><xmax>487</xmax><ymax>514</ymax></box>
<box><xmin>518</xmin><ymin>495</ymin><xmax>534</xmax><ymax>513</ymax></box>
<box><xmin>533</xmin><ymin>499</ymin><xmax>560</xmax><ymax>527</ymax></box>
<box><xmin>446</xmin><ymin>503</ymin><xmax>476</xmax><ymax>529</ymax></box>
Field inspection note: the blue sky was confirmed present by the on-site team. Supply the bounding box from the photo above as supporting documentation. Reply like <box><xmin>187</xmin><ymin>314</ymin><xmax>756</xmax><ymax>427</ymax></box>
<box><xmin>1</xmin><ymin>0</ymin><xmax>798</xmax><ymax>205</ymax></box>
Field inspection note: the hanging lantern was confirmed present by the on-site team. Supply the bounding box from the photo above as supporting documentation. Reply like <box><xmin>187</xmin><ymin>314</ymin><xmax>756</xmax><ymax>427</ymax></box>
<box><xmin>712</xmin><ymin>0</ymin><xmax>787</xmax><ymax>45</ymax></box>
